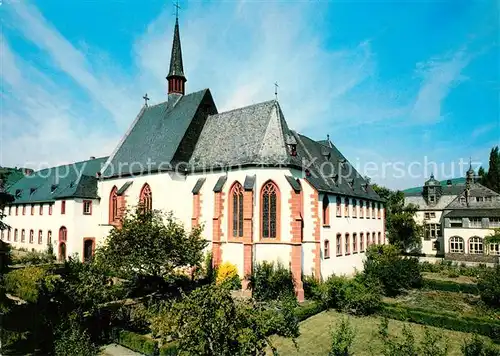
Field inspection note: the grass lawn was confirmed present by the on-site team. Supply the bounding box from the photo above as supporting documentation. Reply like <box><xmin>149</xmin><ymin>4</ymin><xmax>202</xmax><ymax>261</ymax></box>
<box><xmin>383</xmin><ymin>289</ymin><xmax>500</xmax><ymax>322</ymax></box>
<box><xmin>270</xmin><ymin>310</ymin><xmax>500</xmax><ymax>356</ymax></box>
<box><xmin>423</xmin><ymin>272</ymin><xmax>477</xmax><ymax>284</ymax></box>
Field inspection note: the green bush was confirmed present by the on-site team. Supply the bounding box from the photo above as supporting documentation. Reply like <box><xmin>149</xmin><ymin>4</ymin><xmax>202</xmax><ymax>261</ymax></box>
<box><xmin>378</xmin><ymin>304</ymin><xmax>500</xmax><ymax>342</ymax></box>
<box><xmin>423</xmin><ymin>278</ymin><xmax>479</xmax><ymax>295</ymax></box>
<box><xmin>303</xmin><ymin>274</ymin><xmax>322</xmax><ymax>301</ymax></box>
<box><xmin>378</xmin><ymin>318</ymin><xmax>419</xmax><ymax>356</ymax></box>
<box><xmin>364</xmin><ymin>245</ymin><xmax>422</xmax><ymax>296</ymax></box>
<box><xmin>4</xmin><ymin>266</ymin><xmax>49</xmax><ymax>302</ymax></box>
<box><xmin>329</xmin><ymin>317</ymin><xmax>355</xmax><ymax>356</ymax></box>
<box><xmin>11</xmin><ymin>248</ymin><xmax>55</xmax><ymax>265</ymax></box>
<box><xmin>112</xmin><ymin>329</ymin><xmax>158</xmax><ymax>356</ymax></box>
<box><xmin>478</xmin><ymin>265</ymin><xmax>500</xmax><ymax>308</ymax></box>
<box><xmin>461</xmin><ymin>334</ymin><xmax>500</xmax><ymax>356</ymax></box>
<box><xmin>320</xmin><ymin>275</ymin><xmax>349</xmax><ymax>309</ymax></box>
<box><xmin>54</xmin><ymin>318</ymin><xmax>100</xmax><ymax>356</ymax></box>
<box><xmin>159</xmin><ymin>342</ymin><xmax>179</xmax><ymax>356</ymax></box>
<box><xmin>294</xmin><ymin>301</ymin><xmax>325</xmax><ymax>321</ymax></box>
<box><xmin>247</xmin><ymin>261</ymin><xmax>295</xmax><ymax>301</ymax></box>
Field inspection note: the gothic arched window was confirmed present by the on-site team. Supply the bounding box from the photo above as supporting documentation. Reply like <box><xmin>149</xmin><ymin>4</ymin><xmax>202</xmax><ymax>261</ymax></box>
<box><xmin>59</xmin><ymin>226</ymin><xmax>67</xmax><ymax>242</ymax></box>
<box><xmin>140</xmin><ymin>183</ymin><xmax>153</xmax><ymax>212</ymax></box>
<box><xmin>229</xmin><ymin>182</ymin><xmax>244</xmax><ymax>238</ymax></box>
<box><xmin>109</xmin><ymin>186</ymin><xmax>118</xmax><ymax>223</ymax></box>
<box><xmin>261</xmin><ymin>181</ymin><xmax>280</xmax><ymax>239</ymax></box>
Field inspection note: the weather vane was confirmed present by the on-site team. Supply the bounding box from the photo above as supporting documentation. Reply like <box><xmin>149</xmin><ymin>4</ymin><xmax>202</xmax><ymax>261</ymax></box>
<box><xmin>174</xmin><ymin>0</ymin><xmax>181</xmax><ymax>18</ymax></box>
<box><xmin>274</xmin><ymin>82</ymin><xmax>279</xmax><ymax>100</ymax></box>
<box><xmin>143</xmin><ymin>93</ymin><xmax>150</xmax><ymax>107</ymax></box>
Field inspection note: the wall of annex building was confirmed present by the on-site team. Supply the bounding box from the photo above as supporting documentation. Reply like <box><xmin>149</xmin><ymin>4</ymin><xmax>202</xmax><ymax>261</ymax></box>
<box><xmin>414</xmin><ymin>210</ymin><xmax>445</xmax><ymax>255</ymax></box>
<box><xmin>444</xmin><ymin>227</ymin><xmax>496</xmax><ymax>254</ymax></box>
<box><xmin>319</xmin><ymin>192</ymin><xmax>385</xmax><ymax>278</ymax></box>
<box><xmin>1</xmin><ymin>199</ymin><xmax>100</xmax><ymax>260</ymax></box>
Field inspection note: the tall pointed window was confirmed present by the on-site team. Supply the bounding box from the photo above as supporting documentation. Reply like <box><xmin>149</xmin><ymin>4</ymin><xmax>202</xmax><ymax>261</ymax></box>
<box><xmin>229</xmin><ymin>182</ymin><xmax>244</xmax><ymax>238</ymax></box>
<box><xmin>336</xmin><ymin>196</ymin><xmax>342</xmax><ymax>217</ymax></box>
<box><xmin>322</xmin><ymin>195</ymin><xmax>330</xmax><ymax>226</ymax></box>
<box><xmin>59</xmin><ymin>226</ymin><xmax>67</xmax><ymax>242</ymax></box>
<box><xmin>140</xmin><ymin>183</ymin><xmax>153</xmax><ymax>212</ymax></box>
<box><xmin>261</xmin><ymin>181</ymin><xmax>280</xmax><ymax>239</ymax></box>
<box><xmin>109</xmin><ymin>186</ymin><xmax>118</xmax><ymax>223</ymax></box>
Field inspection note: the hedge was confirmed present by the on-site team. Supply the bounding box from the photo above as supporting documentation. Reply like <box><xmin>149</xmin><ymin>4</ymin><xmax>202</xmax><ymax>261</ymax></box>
<box><xmin>294</xmin><ymin>301</ymin><xmax>325</xmax><ymax>321</ymax></box>
<box><xmin>378</xmin><ymin>304</ymin><xmax>500</xmax><ymax>342</ymax></box>
<box><xmin>111</xmin><ymin>329</ymin><xmax>178</xmax><ymax>356</ymax></box>
<box><xmin>423</xmin><ymin>278</ymin><xmax>479</xmax><ymax>295</ymax></box>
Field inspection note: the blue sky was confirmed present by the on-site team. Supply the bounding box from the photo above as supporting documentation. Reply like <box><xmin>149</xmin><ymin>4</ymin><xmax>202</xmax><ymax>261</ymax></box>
<box><xmin>1</xmin><ymin>0</ymin><xmax>498</xmax><ymax>189</ymax></box>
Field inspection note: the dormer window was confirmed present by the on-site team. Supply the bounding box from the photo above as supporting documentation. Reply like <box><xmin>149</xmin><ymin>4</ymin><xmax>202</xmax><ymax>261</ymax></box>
<box><xmin>347</xmin><ymin>179</ymin><xmax>354</xmax><ymax>189</ymax></box>
<box><xmin>429</xmin><ymin>195</ymin><xmax>435</xmax><ymax>203</ymax></box>
<box><xmin>69</xmin><ymin>181</ymin><xmax>75</xmax><ymax>188</ymax></box>
<box><xmin>332</xmin><ymin>174</ymin><xmax>339</xmax><ymax>185</ymax></box>
<box><xmin>51</xmin><ymin>184</ymin><xmax>58</xmax><ymax>193</ymax></box>
<box><xmin>446</xmin><ymin>180</ymin><xmax>452</xmax><ymax>186</ymax></box>
<box><xmin>460</xmin><ymin>197</ymin><xmax>466</xmax><ymax>204</ymax></box>
<box><xmin>30</xmin><ymin>188</ymin><xmax>36</xmax><ymax>195</ymax></box>
<box><xmin>289</xmin><ymin>143</ymin><xmax>297</xmax><ymax>156</ymax></box>
<box><xmin>15</xmin><ymin>189</ymin><xmax>22</xmax><ymax>198</ymax></box>
<box><xmin>305</xmin><ymin>169</ymin><xmax>311</xmax><ymax>177</ymax></box>
<box><xmin>362</xmin><ymin>183</ymin><xmax>368</xmax><ymax>192</ymax></box>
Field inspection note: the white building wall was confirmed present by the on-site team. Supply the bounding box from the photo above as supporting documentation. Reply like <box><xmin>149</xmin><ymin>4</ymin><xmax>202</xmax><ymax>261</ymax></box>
<box><xmin>444</xmin><ymin>227</ymin><xmax>496</xmax><ymax>254</ymax></box>
<box><xmin>414</xmin><ymin>210</ymin><xmax>445</xmax><ymax>255</ymax></box>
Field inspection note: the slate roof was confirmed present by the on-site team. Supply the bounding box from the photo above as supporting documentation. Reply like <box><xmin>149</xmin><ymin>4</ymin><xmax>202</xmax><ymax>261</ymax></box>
<box><xmin>444</xmin><ymin>209</ymin><xmax>500</xmax><ymax>218</ymax></box>
<box><xmin>102</xmin><ymin>89</ymin><xmax>215</xmax><ymax>178</ymax></box>
<box><xmin>445</xmin><ymin>183</ymin><xmax>500</xmax><ymax>210</ymax></box>
<box><xmin>167</xmin><ymin>18</ymin><xmax>185</xmax><ymax>79</ymax></box>
<box><xmin>7</xmin><ymin>157</ymin><xmax>107</xmax><ymax>204</ymax></box>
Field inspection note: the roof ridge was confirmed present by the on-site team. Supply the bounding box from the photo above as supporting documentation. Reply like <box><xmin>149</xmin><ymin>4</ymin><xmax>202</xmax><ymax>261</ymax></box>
<box><xmin>211</xmin><ymin>99</ymin><xmax>276</xmax><ymax>117</ymax></box>
<box><xmin>31</xmin><ymin>156</ymin><xmax>108</xmax><ymax>174</ymax></box>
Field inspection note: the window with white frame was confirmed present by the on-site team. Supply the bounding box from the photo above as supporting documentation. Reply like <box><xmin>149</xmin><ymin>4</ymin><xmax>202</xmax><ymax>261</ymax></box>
<box><xmin>489</xmin><ymin>243</ymin><xmax>500</xmax><ymax>256</ymax></box>
<box><xmin>469</xmin><ymin>218</ymin><xmax>482</xmax><ymax>228</ymax></box>
<box><xmin>469</xmin><ymin>237</ymin><xmax>483</xmax><ymax>255</ymax></box>
<box><xmin>489</xmin><ymin>218</ymin><xmax>500</xmax><ymax>228</ymax></box>
<box><xmin>430</xmin><ymin>212</ymin><xmax>436</xmax><ymax>218</ymax></box>
<box><xmin>424</xmin><ymin>224</ymin><xmax>441</xmax><ymax>240</ymax></box>
<box><xmin>449</xmin><ymin>218</ymin><xmax>462</xmax><ymax>228</ymax></box>
<box><xmin>449</xmin><ymin>236</ymin><xmax>464</xmax><ymax>253</ymax></box>
<box><xmin>425</xmin><ymin>213</ymin><xmax>430</xmax><ymax>219</ymax></box>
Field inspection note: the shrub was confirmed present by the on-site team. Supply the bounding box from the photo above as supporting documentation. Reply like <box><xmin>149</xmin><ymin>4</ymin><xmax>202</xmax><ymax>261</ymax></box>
<box><xmin>461</xmin><ymin>334</ymin><xmax>500</xmax><ymax>356</ymax></box>
<box><xmin>4</xmin><ymin>266</ymin><xmax>49</xmax><ymax>302</ymax></box>
<box><xmin>54</xmin><ymin>318</ymin><xmax>100</xmax><ymax>356</ymax></box>
<box><xmin>112</xmin><ymin>329</ymin><xmax>158</xmax><ymax>356</ymax></box>
<box><xmin>294</xmin><ymin>301</ymin><xmax>325</xmax><ymax>321</ymax></box>
<box><xmin>247</xmin><ymin>261</ymin><xmax>295</xmax><ymax>301</ymax></box>
<box><xmin>364</xmin><ymin>245</ymin><xmax>422</xmax><ymax>296</ymax></box>
<box><xmin>423</xmin><ymin>278</ymin><xmax>479</xmax><ymax>295</ymax></box>
<box><xmin>216</xmin><ymin>261</ymin><xmax>241</xmax><ymax>290</ymax></box>
<box><xmin>378</xmin><ymin>318</ymin><xmax>419</xmax><ymax>356</ymax></box>
<box><xmin>11</xmin><ymin>248</ymin><xmax>55</xmax><ymax>265</ymax></box>
<box><xmin>478</xmin><ymin>265</ymin><xmax>500</xmax><ymax>308</ymax></box>
<box><xmin>320</xmin><ymin>275</ymin><xmax>348</xmax><ymax>309</ymax></box>
<box><xmin>420</xmin><ymin>327</ymin><xmax>449</xmax><ymax>356</ymax></box>
<box><xmin>303</xmin><ymin>274</ymin><xmax>322</xmax><ymax>301</ymax></box>
<box><xmin>329</xmin><ymin>317</ymin><xmax>355</xmax><ymax>356</ymax></box>
<box><xmin>447</xmin><ymin>269</ymin><xmax>459</xmax><ymax>278</ymax></box>
<box><xmin>341</xmin><ymin>275</ymin><xmax>382</xmax><ymax>315</ymax></box>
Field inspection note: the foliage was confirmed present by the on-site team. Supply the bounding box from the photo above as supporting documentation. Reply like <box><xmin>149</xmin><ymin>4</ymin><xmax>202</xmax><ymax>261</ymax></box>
<box><xmin>320</xmin><ymin>275</ymin><xmax>349</xmax><ymax>309</ymax></box>
<box><xmin>364</xmin><ymin>244</ymin><xmax>422</xmax><ymax>296</ymax></box>
<box><xmin>151</xmin><ymin>284</ymin><xmax>299</xmax><ymax>355</ymax></box>
<box><xmin>202</xmin><ymin>251</ymin><xmax>215</xmax><ymax>283</ymax></box>
<box><xmin>478</xmin><ymin>146</ymin><xmax>500</xmax><ymax>193</ymax></box>
<box><xmin>486</xmin><ymin>228</ymin><xmax>500</xmax><ymax>246</ymax></box>
<box><xmin>378</xmin><ymin>304</ymin><xmax>500</xmax><ymax>342</ymax></box>
<box><xmin>420</xmin><ymin>260</ymin><xmax>489</xmax><ymax>277</ymax></box>
<box><xmin>293</xmin><ymin>301</ymin><xmax>325</xmax><ymax>321</ymax></box>
<box><xmin>477</xmin><ymin>265</ymin><xmax>500</xmax><ymax>308</ymax></box>
<box><xmin>54</xmin><ymin>314</ymin><xmax>100</xmax><ymax>356</ymax></box>
<box><xmin>378</xmin><ymin>318</ymin><xmax>419</xmax><ymax>356</ymax></box>
<box><xmin>461</xmin><ymin>334</ymin><xmax>500</xmax><ymax>356</ymax></box>
<box><xmin>11</xmin><ymin>247</ymin><xmax>56</xmax><ymax>265</ymax></box>
<box><xmin>329</xmin><ymin>317</ymin><xmax>355</xmax><ymax>356</ymax></box>
<box><xmin>247</xmin><ymin>261</ymin><xmax>295</xmax><ymax>301</ymax></box>
<box><xmin>216</xmin><ymin>261</ymin><xmax>241</xmax><ymax>290</ymax></box>
<box><xmin>97</xmin><ymin>207</ymin><xmax>207</xmax><ymax>280</ymax></box>
<box><xmin>112</xmin><ymin>329</ymin><xmax>159</xmax><ymax>356</ymax></box>
<box><xmin>4</xmin><ymin>266</ymin><xmax>50</xmax><ymax>302</ymax></box>
<box><xmin>423</xmin><ymin>278</ymin><xmax>479</xmax><ymax>295</ymax></box>
<box><xmin>371</xmin><ymin>184</ymin><xmax>422</xmax><ymax>252</ymax></box>
<box><xmin>420</xmin><ymin>327</ymin><xmax>449</xmax><ymax>356</ymax></box>
<box><xmin>303</xmin><ymin>274</ymin><xmax>322</xmax><ymax>301</ymax></box>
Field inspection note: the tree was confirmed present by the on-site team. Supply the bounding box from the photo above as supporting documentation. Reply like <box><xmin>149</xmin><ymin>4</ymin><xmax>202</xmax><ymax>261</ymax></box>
<box><xmin>97</xmin><ymin>206</ymin><xmax>207</xmax><ymax>281</ymax></box>
<box><xmin>150</xmin><ymin>284</ymin><xmax>299</xmax><ymax>355</ymax></box>
<box><xmin>329</xmin><ymin>317</ymin><xmax>355</xmax><ymax>356</ymax></box>
<box><xmin>372</xmin><ymin>185</ymin><xmax>422</xmax><ymax>252</ymax></box>
<box><xmin>479</xmin><ymin>146</ymin><xmax>500</xmax><ymax>193</ymax></box>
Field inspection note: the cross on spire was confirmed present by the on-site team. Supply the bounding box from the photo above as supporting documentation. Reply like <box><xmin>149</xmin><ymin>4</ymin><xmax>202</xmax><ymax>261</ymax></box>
<box><xmin>174</xmin><ymin>0</ymin><xmax>181</xmax><ymax>19</ymax></box>
<box><xmin>143</xmin><ymin>93</ymin><xmax>150</xmax><ymax>107</ymax></box>
<box><xmin>274</xmin><ymin>82</ymin><xmax>279</xmax><ymax>100</ymax></box>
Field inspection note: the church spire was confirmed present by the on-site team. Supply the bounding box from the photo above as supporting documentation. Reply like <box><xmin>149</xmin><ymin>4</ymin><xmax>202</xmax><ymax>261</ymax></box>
<box><xmin>166</xmin><ymin>13</ymin><xmax>187</xmax><ymax>100</ymax></box>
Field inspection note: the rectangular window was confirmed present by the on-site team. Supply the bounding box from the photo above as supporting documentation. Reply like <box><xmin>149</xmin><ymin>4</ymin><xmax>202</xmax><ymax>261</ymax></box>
<box><xmin>476</xmin><ymin>197</ymin><xmax>484</xmax><ymax>202</ymax></box>
<box><xmin>8</xmin><ymin>206</ymin><xmax>11</xmax><ymax>215</ymax></box>
<box><xmin>15</xmin><ymin>206</ymin><xmax>18</xmax><ymax>216</ymax></box>
<box><xmin>425</xmin><ymin>223</ymin><xmax>441</xmax><ymax>240</ymax></box>
<box><xmin>429</xmin><ymin>195</ymin><xmax>435</xmax><ymax>203</ymax></box>
<box><xmin>353</xmin><ymin>233</ymin><xmax>357</xmax><ymax>253</ymax></box>
<box><xmin>1</xmin><ymin>230</ymin><xmax>3</xmax><ymax>240</ymax></box>
<box><xmin>352</xmin><ymin>199</ymin><xmax>357</xmax><ymax>218</ymax></box>
<box><xmin>7</xmin><ymin>229</ymin><xmax>10</xmax><ymax>241</ymax></box>
<box><xmin>490</xmin><ymin>218</ymin><xmax>500</xmax><ymax>228</ymax></box>
<box><xmin>83</xmin><ymin>200</ymin><xmax>92</xmax><ymax>215</ymax></box>
<box><xmin>22</xmin><ymin>205</ymin><xmax>26</xmax><ymax>215</ymax></box>
<box><xmin>360</xmin><ymin>201</ymin><xmax>364</xmax><ymax>218</ymax></box>
<box><xmin>324</xmin><ymin>240</ymin><xmax>330</xmax><ymax>259</ymax></box>
<box><xmin>344</xmin><ymin>198</ymin><xmax>349</xmax><ymax>217</ymax></box>
<box><xmin>372</xmin><ymin>202</ymin><xmax>376</xmax><ymax>218</ymax></box>
<box><xmin>336</xmin><ymin>197</ymin><xmax>342</xmax><ymax>217</ymax></box>
<box><xmin>49</xmin><ymin>204</ymin><xmax>53</xmax><ymax>215</ymax></box>
<box><xmin>31</xmin><ymin>204</ymin><xmax>35</xmax><ymax>215</ymax></box>
<box><xmin>430</xmin><ymin>212</ymin><xmax>436</xmax><ymax>218</ymax></box>
<box><xmin>489</xmin><ymin>244</ymin><xmax>500</xmax><ymax>256</ymax></box>
<box><xmin>322</xmin><ymin>196</ymin><xmax>330</xmax><ymax>226</ymax></box>
<box><xmin>450</xmin><ymin>218</ymin><xmax>462</xmax><ymax>228</ymax></box>
<box><xmin>432</xmin><ymin>241</ymin><xmax>440</xmax><ymax>251</ymax></box>
<box><xmin>424</xmin><ymin>213</ymin><xmax>430</xmax><ymax>219</ymax></box>
<box><xmin>14</xmin><ymin>230</ymin><xmax>18</xmax><ymax>242</ymax></box>
<box><xmin>360</xmin><ymin>233</ymin><xmax>364</xmax><ymax>252</ymax></box>
<box><xmin>61</xmin><ymin>200</ymin><xmax>66</xmax><ymax>215</ymax></box>
<box><xmin>378</xmin><ymin>203</ymin><xmax>382</xmax><ymax>219</ymax></box>
<box><xmin>38</xmin><ymin>230</ymin><xmax>43</xmax><ymax>244</ymax></box>
<box><xmin>39</xmin><ymin>204</ymin><xmax>43</xmax><ymax>215</ymax></box>
<box><xmin>345</xmin><ymin>233</ymin><xmax>350</xmax><ymax>255</ymax></box>
<box><xmin>469</xmin><ymin>218</ymin><xmax>482</xmax><ymax>228</ymax></box>
<box><xmin>336</xmin><ymin>234</ymin><xmax>342</xmax><ymax>256</ymax></box>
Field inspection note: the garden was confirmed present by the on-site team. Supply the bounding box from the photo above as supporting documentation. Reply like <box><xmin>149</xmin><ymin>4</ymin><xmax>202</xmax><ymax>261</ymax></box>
<box><xmin>1</xmin><ymin>206</ymin><xmax>500</xmax><ymax>355</ymax></box>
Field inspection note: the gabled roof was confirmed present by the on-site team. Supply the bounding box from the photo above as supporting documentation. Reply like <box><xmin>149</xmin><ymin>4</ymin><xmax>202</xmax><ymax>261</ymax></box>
<box><xmin>403</xmin><ymin>177</ymin><xmax>466</xmax><ymax>196</ymax></box>
<box><xmin>444</xmin><ymin>209</ymin><xmax>500</xmax><ymax>218</ymax></box>
<box><xmin>7</xmin><ymin>157</ymin><xmax>107</xmax><ymax>204</ymax></box>
<box><xmin>102</xmin><ymin>89</ymin><xmax>216</xmax><ymax>178</ymax></box>
<box><xmin>445</xmin><ymin>183</ymin><xmax>500</xmax><ymax>210</ymax></box>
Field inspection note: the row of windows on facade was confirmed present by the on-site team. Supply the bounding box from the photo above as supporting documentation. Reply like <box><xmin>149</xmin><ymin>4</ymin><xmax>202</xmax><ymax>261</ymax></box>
<box><xmin>0</xmin><ymin>226</ymin><xmax>67</xmax><ymax>245</ymax></box>
<box><xmin>449</xmin><ymin>217</ymin><xmax>500</xmax><ymax>228</ymax></box>
<box><xmin>449</xmin><ymin>236</ymin><xmax>500</xmax><ymax>255</ymax></box>
<box><xmin>4</xmin><ymin>201</ymin><xmax>92</xmax><ymax>216</ymax></box>
<box><xmin>459</xmin><ymin>196</ymin><xmax>497</xmax><ymax>204</ymax></box>
<box><xmin>323</xmin><ymin>231</ymin><xmax>384</xmax><ymax>258</ymax></box>
<box><xmin>322</xmin><ymin>196</ymin><xmax>383</xmax><ymax>226</ymax></box>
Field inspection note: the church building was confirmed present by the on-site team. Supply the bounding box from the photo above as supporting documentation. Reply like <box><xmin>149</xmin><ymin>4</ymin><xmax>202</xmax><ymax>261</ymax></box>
<box><xmin>3</xmin><ymin>17</ymin><xmax>385</xmax><ymax>300</ymax></box>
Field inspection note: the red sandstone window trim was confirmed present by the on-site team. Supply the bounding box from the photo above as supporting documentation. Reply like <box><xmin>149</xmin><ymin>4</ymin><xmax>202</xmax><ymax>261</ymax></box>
<box><xmin>31</xmin><ymin>204</ymin><xmax>35</xmax><ymax>215</ymax></box>
<box><xmin>372</xmin><ymin>202</ymin><xmax>376</xmax><ymax>219</ymax></box>
<box><xmin>344</xmin><ymin>198</ymin><xmax>349</xmax><ymax>217</ymax></box>
<box><xmin>372</xmin><ymin>231</ymin><xmax>376</xmax><ymax>245</ymax></box>
<box><xmin>39</xmin><ymin>204</ymin><xmax>43</xmax><ymax>215</ymax></box>
<box><xmin>61</xmin><ymin>200</ymin><xmax>66</xmax><ymax>215</ymax></box>
<box><xmin>352</xmin><ymin>199</ymin><xmax>357</xmax><ymax>218</ymax></box>
<box><xmin>260</xmin><ymin>180</ymin><xmax>281</xmax><ymax>240</ymax></box>
<box><xmin>29</xmin><ymin>229</ymin><xmax>34</xmax><ymax>244</ymax></box>
<box><xmin>14</xmin><ymin>229</ymin><xmax>18</xmax><ymax>242</ymax></box>
<box><xmin>38</xmin><ymin>230</ymin><xmax>43</xmax><ymax>245</ymax></box>
<box><xmin>139</xmin><ymin>183</ymin><xmax>153</xmax><ymax>212</ymax></box>
<box><xmin>21</xmin><ymin>229</ymin><xmax>25</xmax><ymax>242</ymax></box>
<box><xmin>49</xmin><ymin>204</ymin><xmax>53</xmax><ymax>215</ymax></box>
<box><xmin>22</xmin><ymin>205</ymin><xmax>26</xmax><ymax>215</ymax></box>
<box><xmin>324</xmin><ymin>239</ymin><xmax>330</xmax><ymax>259</ymax></box>
<box><xmin>83</xmin><ymin>237</ymin><xmax>96</xmax><ymax>262</ymax></box>
<box><xmin>322</xmin><ymin>195</ymin><xmax>330</xmax><ymax>227</ymax></box>
<box><xmin>229</xmin><ymin>181</ymin><xmax>244</xmax><ymax>239</ymax></box>
<box><xmin>353</xmin><ymin>233</ymin><xmax>358</xmax><ymax>253</ymax></box>
<box><xmin>345</xmin><ymin>233</ymin><xmax>350</xmax><ymax>255</ymax></box>
<box><xmin>366</xmin><ymin>232</ymin><xmax>370</xmax><ymax>247</ymax></box>
<box><xmin>336</xmin><ymin>233</ymin><xmax>342</xmax><ymax>256</ymax></box>
<box><xmin>360</xmin><ymin>232</ymin><xmax>364</xmax><ymax>252</ymax></box>
<box><xmin>109</xmin><ymin>186</ymin><xmax>118</xmax><ymax>224</ymax></box>
<box><xmin>359</xmin><ymin>201</ymin><xmax>364</xmax><ymax>218</ymax></box>
<box><xmin>59</xmin><ymin>226</ymin><xmax>67</xmax><ymax>242</ymax></box>
<box><xmin>47</xmin><ymin>230</ymin><xmax>52</xmax><ymax>245</ymax></box>
<box><xmin>378</xmin><ymin>203</ymin><xmax>382</xmax><ymax>219</ymax></box>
